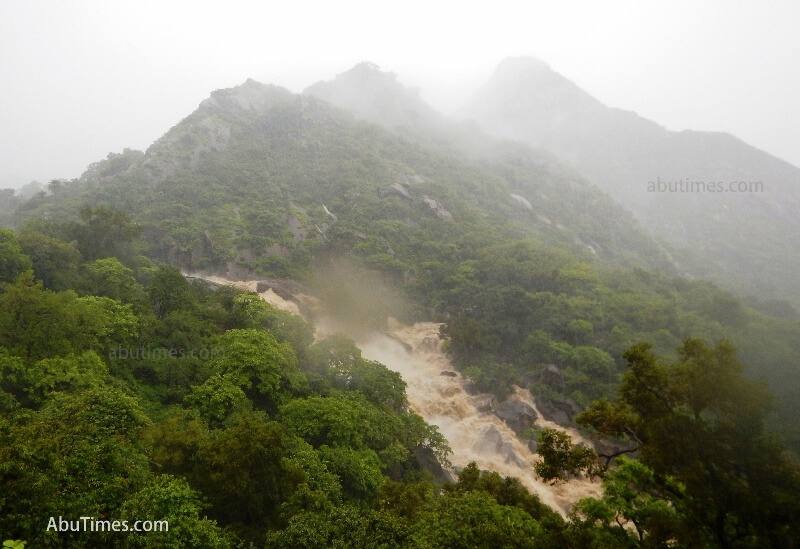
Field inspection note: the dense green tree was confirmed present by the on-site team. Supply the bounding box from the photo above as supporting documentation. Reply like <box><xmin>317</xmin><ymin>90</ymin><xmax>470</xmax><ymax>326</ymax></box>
<box><xmin>307</xmin><ymin>334</ymin><xmax>408</xmax><ymax>412</ymax></box>
<box><xmin>184</xmin><ymin>372</ymin><xmax>250</xmax><ymax>423</ymax></box>
<box><xmin>209</xmin><ymin>328</ymin><xmax>306</xmax><ymax>410</ymax></box>
<box><xmin>572</xmin><ymin>457</ymin><xmax>685</xmax><ymax>546</ymax></box>
<box><xmin>118</xmin><ymin>475</ymin><xmax>233</xmax><ymax>548</ymax></box>
<box><xmin>80</xmin><ymin>257</ymin><xmax>145</xmax><ymax>305</ymax></box>
<box><xmin>0</xmin><ymin>387</ymin><xmax>151</xmax><ymax>547</ymax></box>
<box><xmin>0</xmin><ymin>273</ymin><xmax>138</xmax><ymax>360</ymax></box>
<box><xmin>70</xmin><ymin>206</ymin><xmax>141</xmax><ymax>261</ymax></box>
<box><xmin>17</xmin><ymin>228</ymin><xmax>81</xmax><ymax>290</ymax></box>
<box><xmin>189</xmin><ymin>413</ymin><xmax>304</xmax><ymax>541</ymax></box>
<box><xmin>574</xmin><ymin>340</ymin><xmax>800</xmax><ymax>547</ymax></box>
<box><xmin>409</xmin><ymin>491</ymin><xmax>545</xmax><ymax>549</ymax></box>
<box><xmin>147</xmin><ymin>265</ymin><xmax>192</xmax><ymax>319</ymax></box>
<box><xmin>0</xmin><ymin>230</ymin><xmax>33</xmax><ymax>283</ymax></box>
<box><xmin>265</xmin><ymin>506</ymin><xmax>408</xmax><ymax>549</ymax></box>
<box><xmin>534</xmin><ymin>429</ymin><xmax>598</xmax><ymax>482</ymax></box>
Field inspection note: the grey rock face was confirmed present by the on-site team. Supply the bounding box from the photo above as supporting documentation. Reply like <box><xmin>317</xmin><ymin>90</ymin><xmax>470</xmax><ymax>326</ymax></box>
<box><xmin>495</xmin><ymin>397</ymin><xmax>538</xmax><ymax>435</ymax></box>
<box><xmin>538</xmin><ymin>364</ymin><xmax>565</xmax><ymax>391</ymax></box>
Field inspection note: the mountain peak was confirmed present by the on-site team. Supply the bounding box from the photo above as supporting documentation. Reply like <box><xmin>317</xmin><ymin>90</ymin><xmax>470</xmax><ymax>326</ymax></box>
<box><xmin>305</xmin><ymin>62</ymin><xmax>439</xmax><ymax>128</ymax></box>
<box><xmin>464</xmin><ymin>57</ymin><xmax>605</xmax><ymax>117</ymax></box>
<box><xmin>199</xmin><ymin>79</ymin><xmax>294</xmax><ymax>114</ymax></box>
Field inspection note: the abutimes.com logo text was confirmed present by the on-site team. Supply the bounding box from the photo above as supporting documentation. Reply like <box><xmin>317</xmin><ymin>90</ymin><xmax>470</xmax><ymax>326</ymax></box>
<box><xmin>647</xmin><ymin>177</ymin><xmax>764</xmax><ymax>193</ymax></box>
<box><xmin>46</xmin><ymin>516</ymin><xmax>168</xmax><ymax>533</ymax></box>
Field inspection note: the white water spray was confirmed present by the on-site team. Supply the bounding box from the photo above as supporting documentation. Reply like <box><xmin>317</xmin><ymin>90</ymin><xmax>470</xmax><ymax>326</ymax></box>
<box><xmin>188</xmin><ymin>274</ymin><xmax>600</xmax><ymax>515</ymax></box>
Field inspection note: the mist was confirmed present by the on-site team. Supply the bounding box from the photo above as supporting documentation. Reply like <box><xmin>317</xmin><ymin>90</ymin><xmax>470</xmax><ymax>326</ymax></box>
<box><xmin>307</xmin><ymin>258</ymin><xmax>418</xmax><ymax>336</ymax></box>
<box><xmin>2</xmin><ymin>1</ymin><xmax>799</xmax><ymax>186</ymax></box>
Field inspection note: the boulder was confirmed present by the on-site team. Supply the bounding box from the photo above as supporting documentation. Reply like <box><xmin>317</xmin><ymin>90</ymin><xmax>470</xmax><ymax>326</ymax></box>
<box><xmin>536</xmin><ymin>396</ymin><xmax>582</xmax><ymax>425</ymax></box>
<box><xmin>422</xmin><ymin>195</ymin><xmax>453</xmax><ymax>221</ymax></box>
<box><xmin>473</xmin><ymin>425</ymin><xmax>525</xmax><ymax>466</ymax></box>
<box><xmin>495</xmin><ymin>397</ymin><xmax>538</xmax><ymax>435</ymax></box>
<box><xmin>538</xmin><ymin>364</ymin><xmax>566</xmax><ymax>391</ymax></box>
<box><xmin>380</xmin><ymin>182</ymin><xmax>413</xmax><ymax>200</ymax></box>
<box><xmin>412</xmin><ymin>446</ymin><xmax>455</xmax><ymax>483</ymax></box>
<box><xmin>509</xmin><ymin>193</ymin><xmax>533</xmax><ymax>210</ymax></box>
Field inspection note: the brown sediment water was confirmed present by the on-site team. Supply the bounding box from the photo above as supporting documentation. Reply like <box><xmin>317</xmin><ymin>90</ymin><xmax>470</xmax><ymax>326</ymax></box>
<box><xmin>187</xmin><ymin>274</ymin><xmax>601</xmax><ymax>515</ymax></box>
<box><xmin>352</xmin><ymin>319</ymin><xmax>601</xmax><ymax>515</ymax></box>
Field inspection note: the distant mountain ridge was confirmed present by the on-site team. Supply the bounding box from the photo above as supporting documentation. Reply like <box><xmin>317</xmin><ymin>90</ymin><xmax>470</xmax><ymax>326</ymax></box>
<box><xmin>16</xmin><ymin>65</ymin><xmax>675</xmax><ymax>279</ymax></box>
<box><xmin>10</xmin><ymin>62</ymin><xmax>800</xmax><ymax>454</ymax></box>
<box><xmin>459</xmin><ymin>56</ymin><xmax>800</xmax><ymax>306</ymax></box>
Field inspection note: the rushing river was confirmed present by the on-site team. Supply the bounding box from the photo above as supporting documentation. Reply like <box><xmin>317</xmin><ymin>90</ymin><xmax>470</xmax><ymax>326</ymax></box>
<box><xmin>190</xmin><ymin>274</ymin><xmax>600</xmax><ymax>515</ymax></box>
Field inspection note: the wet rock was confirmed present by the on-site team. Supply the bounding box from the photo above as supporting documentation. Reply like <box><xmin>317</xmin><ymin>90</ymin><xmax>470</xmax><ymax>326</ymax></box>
<box><xmin>495</xmin><ymin>398</ymin><xmax>538</xmax><ymax>435</ymax></box>
<box><xmin>287</xmin><ymin>216</ymin><xmax>309</xmax><ymax>243</ymax></box>
<box><xmin>509</xmin><ymin>193</ymin><xmax>533</xmax><ymax>210</ymax></box>
<box><xmin>474</xmin><ymin>425</ymin><xmax>527</xmax><ymax>467</ymax></box>
<box><xmin>536</xmin><ymin>396</ymin><xmax>582</xmax><ymax>425</ymax></box>
<box><xmin>413</xmin><ymin>446</ymin><xmax>455</xmax><ymax>483</ymax></box>
<box><xmin>477</xmin><ymin>402</ymin><xmax>494</xmax><ymax>414</ymax></box>
<box><xmin>538</xmin><ymin>364</ymin><xmax>566</xmax><ymax>391</ymax></box>
<box><xmin>440</xmin><ymin>370</ymin><xmax>458</xmax><ymax>377</ymax></box>
<box><xmin>527</xmin><ymin>439</ymin><xmax>539</xmax><ymax>454</ymax></box>
<box><xmin>380</xmin><ymin>182</ymin><xmax>413</xmax><ymax>201</ymax></box>
<box><xmin>422</xmin><ymin>195</ymin><xmax>453</xmax><ymax>221</ymax></box>
<box><xmin>255</xmin><ymin>279</ymin><xmax>306</xmax><ymax>303</ymax></box>
<box><xmin>477</xmin><ymin>424</ymin><xmax>504</xmax><ymax>453</ymax></box>
<box><xmin>593</xmin><ymin>438</ymin><xmax>636</xmax><ymax>459</ymax></box>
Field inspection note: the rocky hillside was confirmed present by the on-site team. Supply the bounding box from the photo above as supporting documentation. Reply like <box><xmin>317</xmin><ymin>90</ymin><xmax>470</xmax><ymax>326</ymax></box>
<box><xmin>459</xmin><ymin>58</ymin><xmax>800</xmax><ymax>304</ymax></box>
<box><xmin>16</xmin><ymin>73</ymin><xmax>674</xmax><ymax>278</ymax></box>
<box><xmin>460</xmin><ymin>57</ymin><xmax>800</xmax><ymax>307</ymax></box>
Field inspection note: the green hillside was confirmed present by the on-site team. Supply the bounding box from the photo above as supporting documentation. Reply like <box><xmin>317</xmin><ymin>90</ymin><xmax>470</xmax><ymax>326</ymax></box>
<box><xmin>3</xmin><ymin>66</ymin><xmax>800</xmax><ymax>546</ymax></box>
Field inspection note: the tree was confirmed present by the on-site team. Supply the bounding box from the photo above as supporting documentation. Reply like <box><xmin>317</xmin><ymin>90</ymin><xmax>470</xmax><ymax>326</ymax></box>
<box><xmin>184</xmin><ymin>373</ymin><xmax>250</xmax><ymax>424</ymax></box>
<box><xmin>266</xmin><ymin>506</ymin><xmax>408</xmax><ymax>549</ymax></box>
<box><xmin>575</xmin><ymin>339</ymin><xmax>800</xmax><ymax>547</ymax></box>
<box><xmin>147</xmin><ymin>265</ymin><xmax>191</xmax><ymax>319</ymax></box>
<box><xmin>307</xmin><ymin>334</ymin><xmax>408</xmax><ymax>412</ymax></box>
<box><xmin>190</xmin><ymin>413</ymin><xmax>304</xmax><ymax>541</ymax></box>
<box><xmin>0</xmin><ymin>273</ymin><xmax>138</xmax><ymax>361</ymax></box>
<box><xmin>209</xmin><ymin>328</ymin><xmax>305</xmax><ymax>408</ymax></box>
<box><xmin>409</xmin><ymin>491</ymin><xmax>545</xmax><ymax>549</ymax></box>
<box><xmin>70</xmin><ymin>206</ymin><xmax>141</xmax><ymax>261</ymax></box>
<box><xmin>80</xmin><ymin>257</ymin><xmax>145</xmax><ymax>305</ymax></box>
<box><xmin>534</xmin><ymin>429</ymin><xmax>598</xmax><ymax>482</ymax></box>
<box><xmin>118</xmin><ymin>475</ymin><xmax>233</xmax><ymax>548</ymax></box>
<box><xmin>572</xmin><ymin>456</ymin><xmax>685</xmax><ymax>545</ymax></box>
<box><xmin>17</xmin><ymin>228</ymin><xmax>81</xmax><ymax>290</ymax></box>
<box><xmin>0</xmin><ymin>387</ymin><xmax>151</xmax><ymax>547</ymax></box>
<box><xmin>0</xmin><ymin>229</ymin><xmax>32</xmax><ymax>283</ymax></box>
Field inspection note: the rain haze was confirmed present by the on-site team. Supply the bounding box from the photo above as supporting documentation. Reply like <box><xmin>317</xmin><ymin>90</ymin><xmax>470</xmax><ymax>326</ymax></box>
<box><xmin>5</xmin><ymin>2</ymin><xmax>800</xmax><ymax>545</ymax></box>
<box><xmin>1</xmin><ymin>0</ymin><xmax>799</xmax><ymax>186</ymax></box>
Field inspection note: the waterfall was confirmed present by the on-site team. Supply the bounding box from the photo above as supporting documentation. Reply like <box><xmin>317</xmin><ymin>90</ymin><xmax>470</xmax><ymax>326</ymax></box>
<box><xmin>187</xmin><ymin>273</ymin><xmax>600</xmax><ymax>515</ymax></box>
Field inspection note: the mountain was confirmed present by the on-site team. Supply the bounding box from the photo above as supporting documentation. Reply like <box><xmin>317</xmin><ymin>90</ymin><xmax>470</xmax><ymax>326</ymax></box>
<box><xmin>305</xmin><ymin>61</ymin><xmax>443</xmax><ymax>131</ymax></box>
<box><xmin>4</xmin><ymin>62</ymin><xmax>800</xmax><ymax>546</ymax></box>
<box><xmin>460</xmin><ymin>57</ymin><xmax>800</xmax><ymax>307</ymax></box>
<box><xmin>16</xmin><ymin>73</ymin><xmax>674</xmax><ymax>277</ymax></box>
<box><xmin>12</xmin><ymin>65</ymin><xmax>800</xmax><ymax>453</ymax></box>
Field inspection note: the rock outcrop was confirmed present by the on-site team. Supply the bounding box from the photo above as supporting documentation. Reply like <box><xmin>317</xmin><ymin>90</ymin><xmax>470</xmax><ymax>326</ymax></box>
<box><xmin>495</xmin><ymin>397</ymin><xmax>538</xmax><ymax>435</ymax></box>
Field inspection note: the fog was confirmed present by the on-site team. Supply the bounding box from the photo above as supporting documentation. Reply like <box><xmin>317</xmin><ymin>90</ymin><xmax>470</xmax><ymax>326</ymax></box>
<box><xmin>1</xmin><ymin>0</ymin><xmax>799</xmax><ymax>187</ymax></box>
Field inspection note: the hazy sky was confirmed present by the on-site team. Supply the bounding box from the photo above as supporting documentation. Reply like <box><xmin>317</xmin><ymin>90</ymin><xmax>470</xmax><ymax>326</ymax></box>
<box><xmin>1</xmin><ymin>0</ymin><xmax>799</xmax><ymax>186</ymax></box>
